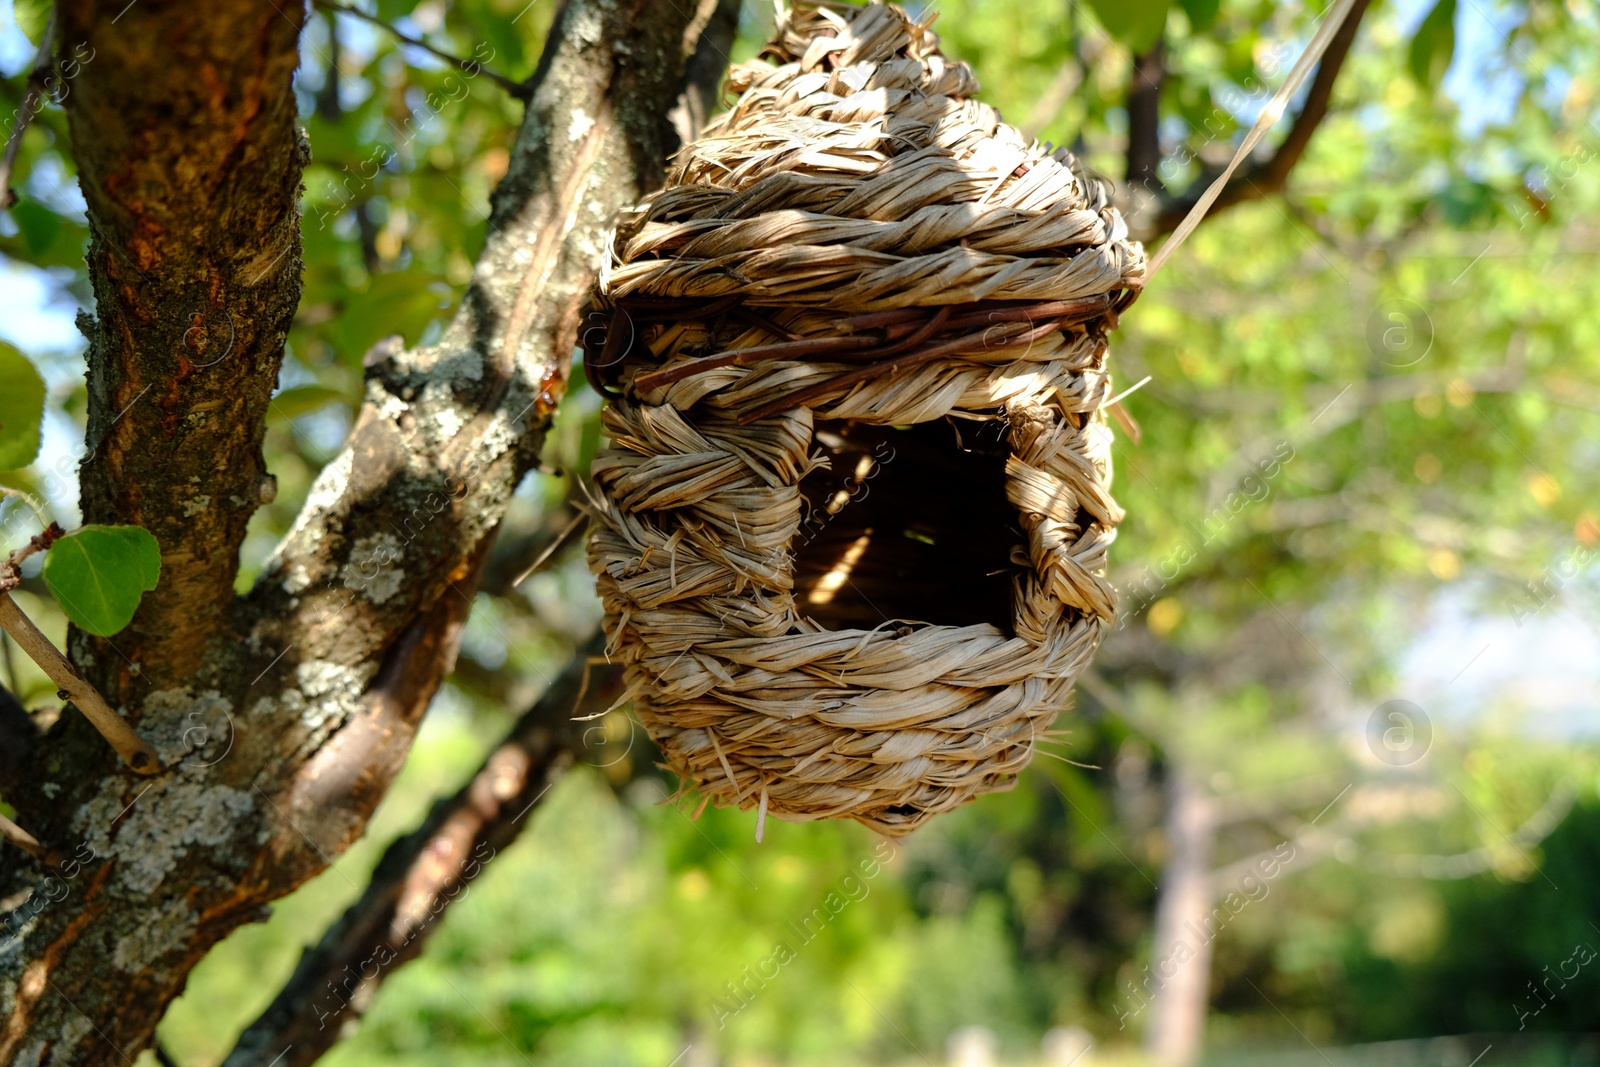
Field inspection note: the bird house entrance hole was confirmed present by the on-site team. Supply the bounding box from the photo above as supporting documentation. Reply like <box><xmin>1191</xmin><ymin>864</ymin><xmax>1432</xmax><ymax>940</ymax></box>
<box><xmin>791</xmin><ymin>415</ymin><xmax>1021</xmax><ymax>634</ymax></box>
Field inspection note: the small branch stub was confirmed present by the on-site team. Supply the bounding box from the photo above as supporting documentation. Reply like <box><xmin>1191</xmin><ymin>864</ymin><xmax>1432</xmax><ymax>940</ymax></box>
<box><xmin>0</xmin><ymin>812</ymin><xmax>42</xmax><ymax>855</ymax></box>
<box><xmin>0</xmin><ymin>810</ymin><xmax>70</xmax><ymax>871</ymax></box>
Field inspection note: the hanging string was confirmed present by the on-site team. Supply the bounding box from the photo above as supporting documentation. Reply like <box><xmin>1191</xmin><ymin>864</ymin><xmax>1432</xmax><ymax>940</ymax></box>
<box><xmin>1144</xmin><ymin>0</ymin><xmax>1363</xmax><ymax>281</ymax></box>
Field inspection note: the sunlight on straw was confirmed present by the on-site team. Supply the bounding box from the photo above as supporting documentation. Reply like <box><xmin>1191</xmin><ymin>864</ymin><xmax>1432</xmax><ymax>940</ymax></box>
<box><xmin>1104</xmin><ymin>374</ymin><xmax>1153</xmax><ymax>409</ymax></box>
<box><xmin>807</xmin><ymin>530</ymin><xmax>872</xmax><ymax>606</ymax></box>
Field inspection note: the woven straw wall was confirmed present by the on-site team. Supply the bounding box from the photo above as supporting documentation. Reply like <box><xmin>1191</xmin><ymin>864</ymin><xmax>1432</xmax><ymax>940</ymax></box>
<box><xmin>585</xmin><ymin>0</ymin><xmax>1144</xmax><ymax>836</ymax></box>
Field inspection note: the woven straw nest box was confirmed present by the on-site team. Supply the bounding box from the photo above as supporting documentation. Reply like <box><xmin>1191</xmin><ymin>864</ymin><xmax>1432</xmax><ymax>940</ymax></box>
<box><xmin>584</xmin><ymin>0</ymin><xmax>1145</xmax><ymax>837</ymax></box>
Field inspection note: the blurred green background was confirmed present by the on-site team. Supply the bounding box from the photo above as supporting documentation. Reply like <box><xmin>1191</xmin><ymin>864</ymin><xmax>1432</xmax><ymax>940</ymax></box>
<box><xmin>2</xmin><ymin>0</ymin><xmax>1599</xmax><ymax>1064</ymax></box>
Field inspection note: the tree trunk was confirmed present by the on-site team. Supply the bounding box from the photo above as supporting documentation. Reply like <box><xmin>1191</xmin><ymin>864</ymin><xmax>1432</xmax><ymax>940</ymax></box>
<box><xmin>1143</xmin><ymin>769</ymin><xmax>1217</xmax><ymax>1067</ymax></box>
<box><xmin>0</xmin><ymin>1</ymin><xmax>724</xmax><ymax>1062</ymax></box>
<box><xmin>223</xmin><ymin>636</ymin><xmax>617</xmax><ymax>1067</ymax></box>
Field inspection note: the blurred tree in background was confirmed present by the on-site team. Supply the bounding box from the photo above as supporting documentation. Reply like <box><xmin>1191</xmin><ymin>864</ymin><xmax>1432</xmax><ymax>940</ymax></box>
<box><xmin>1</xmin><ymin>0</ymin><xmax>1598</xmax><ymax>1064</ymax></box>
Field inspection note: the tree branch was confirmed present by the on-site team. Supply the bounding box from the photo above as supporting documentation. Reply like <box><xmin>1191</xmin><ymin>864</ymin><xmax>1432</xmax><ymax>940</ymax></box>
<box><xmin>224</xmin><ymin>636</ymin><xmax>617</xmax><ymax>1067</ymax></box>
<box><xmin>0</xmin><ymin>6</ymin><xmax>57</xmax><ymax>209</ymax></box>
<box><xmin>0</xmin><ymin>594</ymin><xmax>159</xmax><ymax>774</ymax></box>
<box><xmin>0</xmin><ymin>1</ymin><xmax>734</xmax><ymax>1062</ymax></box>
<box><xmin>1148</xmin><ymin>0</ymin><xmax>1371</xmax><ymax>238</ymax></box>
<box><xmin>62</xmin><ymin>0</ymin><xmax>308</xmax><ymax>697</ymax></box>
<box><xmin>1208</xmin><ymin>779</ymin><xmax>1578</xmax><ymax>890</ymax></box>
<box><xmin>1126</xmin><ymin>39</ymin><xmax>1165</xmax><ymax>190</ymax></box>
<box><xmin>234</xmin><ymin>0</ymin><xmax>724</xmax><ymax>887</ymax></box>
<box><xmin>312</xmin><ymin>0</ymin><xmax>532</xmax><ymax>100</ymax></box>
<box><xmin>669</xmin><ymin>0</ymin><xmax>743</xmax><ymax>150</ymax></box>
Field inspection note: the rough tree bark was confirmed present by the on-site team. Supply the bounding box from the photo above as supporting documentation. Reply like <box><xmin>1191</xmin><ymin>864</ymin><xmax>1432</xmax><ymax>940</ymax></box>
<box><xmin>0</xmin><ymin>0</ymin><xmax>730</xmax><ymax>1062</ymax></box>
<box><xmin>224</xmin><ymin>635</ymin><xmax>618</xmax><ymax>1067</ymax></box>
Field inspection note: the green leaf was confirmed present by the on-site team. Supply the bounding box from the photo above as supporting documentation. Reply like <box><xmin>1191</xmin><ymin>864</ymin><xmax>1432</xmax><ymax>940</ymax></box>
<box><xmin>324</xmin><ymin>269</ymin><xmax>450</xmax><ymax>367</ymax></box>
<box><xmin>42</xmin><ymin>525</ymin><xmax>162</xmax><ymax>637</ymax></box>
<box><xmin>1179</xmin><ymin>0</ymin><xmax>1221</xmax><ymax>32</ymax></box>
<box><xmin>267</xmin><ymin>384</ymin><xmax>351</xmax><ymax>422</ymax></box>
<box><xmin>1408</xmin><ymin>0</ymin><xmax>1457</xmax><ymax>90</ymax></box>
<box><xmin>1085</xmin><ymin>0</ymin><xmax>1170</xmax><ymax>53</ymax></box>
<box><xmin>1437</xmin><ymin>175</ymin><xmax>1496</xmax><ymax>226</ymax></box>
<box><xmin>0</xmin><ymin>210</ymin><xmax>90</xmax><ymax>271</ymax></box>
<box><xmin>0</xmin><ymin>343</ymin><xmax>46</xmax><ymax>470</ymax></box>
<box><xmin>11</xmin><ymin>199</ymin><xmax>64</xmax><ymax>258</ymax></box>
<box><xmin>14</xmin><ymin>0</ymin><xmax>51</xmax><ymax>44</ymax></box>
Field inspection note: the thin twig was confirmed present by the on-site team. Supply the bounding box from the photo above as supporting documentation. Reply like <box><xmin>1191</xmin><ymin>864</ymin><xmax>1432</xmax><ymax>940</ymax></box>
<box><xmin>859</xmin><ymin>303</ymin><xmax>952</xmax><ymax>360</ymax></box>
<box><xmin>0</xmin><ymin>810</ymin><xmax>62</xmax><ymax>869</ymax></box>
<box><xmin>511</xmin><ymin>512</ymin><xmax>588</xmax><ymax>587</ymax></box>
<box><xmin>311</xmin><ymin>0</ymin><xmax>531</xmax><ymax>100</ymax></box>
<box><xmin>0</xmin><ymin>8</ymin><xmax>57</xmax><ymax>210</ymax></box>
<box><xmin>732</xmin><ymin>305</ymin><xmax>805</xmax><ymax>343</ymax></box>
<box><xmin>1146</xmin><ymin>0</ymin><xmax>1371</xmax><ymax>247</ymax></box>
<box><xmin>0</xmin><ymin>593</ymin><xmax>161</xmax><ymax>774</ymax></box>
<box><xmin>1</xmin><ymin>520</ymin><xmax>64</xmax><ymax>587</ymax></box>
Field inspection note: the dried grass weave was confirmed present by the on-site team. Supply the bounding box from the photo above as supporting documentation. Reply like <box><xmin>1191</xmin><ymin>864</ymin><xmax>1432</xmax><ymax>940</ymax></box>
<box><xmin>584</xmin><ymin>0</ymin><xmax>1144</xmax><ymax>836</ymax></box>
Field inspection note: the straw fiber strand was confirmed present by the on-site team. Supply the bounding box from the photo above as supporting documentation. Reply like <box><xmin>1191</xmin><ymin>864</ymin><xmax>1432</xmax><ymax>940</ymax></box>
<box><xmin>585</xmin><ymin>0</ymin><xmax>1143</xmax><ymax>836</ymax></box>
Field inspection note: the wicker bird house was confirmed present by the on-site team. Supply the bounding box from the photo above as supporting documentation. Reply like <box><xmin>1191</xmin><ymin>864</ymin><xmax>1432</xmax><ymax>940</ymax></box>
<box><xmin>585</xmin><ymin>0</ymin><xmax>1144</xmax><ymax>836</ymax></box>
